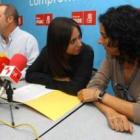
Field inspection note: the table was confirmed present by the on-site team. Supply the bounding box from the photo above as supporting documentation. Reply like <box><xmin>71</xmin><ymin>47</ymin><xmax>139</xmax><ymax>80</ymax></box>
<box><xmin>0</xmin><ymin>81</ymin><xmax>50</xmax><ymax>140</ymax></box>
<box><xmin>0</xmin><ymin>82</ymin><xmax>139</xmax><ymax>140</ymax></box>
<box><xmin>41</xmin><ymin>103</ymin><xmax>140</xmax><ymax>140</ymax></box>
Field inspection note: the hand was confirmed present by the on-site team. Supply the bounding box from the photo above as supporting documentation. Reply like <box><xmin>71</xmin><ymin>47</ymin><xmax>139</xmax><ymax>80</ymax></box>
<box><xmin>78</xmin><ymin>88</ymin><xmax>101</xmax><ymax>103</ymax></box>
<box><xmin>54</xmin><ymin>77</ymin><xmax>71</xmax><ymax>82</ymax></box>
<box><xmin>105</xmin><ymin>109</ymin><xmax>133</xmax><ymax>133</ymax></box>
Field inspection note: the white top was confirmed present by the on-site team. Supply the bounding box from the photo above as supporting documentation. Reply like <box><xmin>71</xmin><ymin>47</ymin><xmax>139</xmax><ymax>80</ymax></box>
<box><xmin>0</xmin><ymin>27</ymin><xmax>39</xmax><ymax>79</ymax></box>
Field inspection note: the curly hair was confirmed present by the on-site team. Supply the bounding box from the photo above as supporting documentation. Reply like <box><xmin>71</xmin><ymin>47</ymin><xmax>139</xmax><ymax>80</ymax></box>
<box><xmin>99</xmin><ymin>5</ymin><xmax>140</xmax><ymax>66</ymax></box>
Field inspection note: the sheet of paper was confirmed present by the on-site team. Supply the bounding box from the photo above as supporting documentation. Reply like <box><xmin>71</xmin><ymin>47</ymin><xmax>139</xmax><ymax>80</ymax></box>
<box><xmin>1</xmin><ymin>84</ymin><xmax>54</xmax><ymax>102</ymax></box>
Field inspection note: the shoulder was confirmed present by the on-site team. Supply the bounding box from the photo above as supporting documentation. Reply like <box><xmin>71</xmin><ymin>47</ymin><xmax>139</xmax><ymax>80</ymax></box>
<box><xmin>34</xmin><ymin>46</ymin><xmax>47</xmax><ymax>61</ymax></box>
<box><xmin>80</xmin><ymin>43</ymin><xmax>94</xmax><ymax>56</ymax></box>
<box><xmin>0</xmin><ymin>35</ymin><xmax>2</xmax><ymax>41</ymax></box>
<box><xmin>75</xmin><ymin>43</ymin><xmax>94</xmax><ymax>62</ymax></box>
<box><xmin>102</xmin><ymin>55</ymin><xmax>119</xmax><ymax>70</ymax></box>
<box><xmin>18</xmin><ymin>27</ymin><xmax>37</xmax><ymax>40</ymax></box>
<box><xmin>82</xmin><ymin>43</ymin><xmax>93</xmax><ymax>52</ymax></box>
<box><xmin>40</xmin><ymin>46</ymin><xmax>47</xmax><ymax>55</ymax></box>
<box><xmin>106</xmin><ymin>54</ymin><xmax>117</xmax><ymax>61</ymax></box>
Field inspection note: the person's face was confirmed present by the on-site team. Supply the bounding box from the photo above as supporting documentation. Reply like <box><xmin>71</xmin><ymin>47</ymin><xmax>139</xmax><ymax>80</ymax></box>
<box><xmin>98</xmin><ymin>24</ymin><xmax>120</xmax><ymax>56</ymax></box>
<box><xmin>0</xmin><ymin>6</ymin><xmax>10</xmax><ymax>35</ymax></box>
<box><xmin>66</xmin><ymin>27</ymin><xmax>82</xmax><ymax>55</ymax></box>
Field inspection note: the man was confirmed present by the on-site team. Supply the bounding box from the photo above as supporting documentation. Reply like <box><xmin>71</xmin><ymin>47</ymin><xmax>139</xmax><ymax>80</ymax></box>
<box><xmin>0</xmin><ymin>4</ymin><xmax>39</xmax><ymax>79</ymax></box>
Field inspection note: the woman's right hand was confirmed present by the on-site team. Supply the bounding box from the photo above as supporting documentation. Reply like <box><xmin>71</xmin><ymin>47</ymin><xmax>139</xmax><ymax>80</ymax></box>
<box><xmin>105</xmin><ymin>109</ymin><xmax>133</xmax><ymax>133</ymax></box>
<box><xmin>78</xmin><ymin>88</ymin><xmax>101</xmax><ymax>102</ymax></box>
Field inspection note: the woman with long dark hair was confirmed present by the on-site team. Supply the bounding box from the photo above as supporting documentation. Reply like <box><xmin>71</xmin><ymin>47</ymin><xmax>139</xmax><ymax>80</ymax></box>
<box><xmin>26</xmin><ymin>17</ymin><xmax>94</xmax><ymax>95</ymax></box>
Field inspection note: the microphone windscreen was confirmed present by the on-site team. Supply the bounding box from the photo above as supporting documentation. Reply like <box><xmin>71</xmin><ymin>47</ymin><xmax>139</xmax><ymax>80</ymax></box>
<box><xmin>10</xmin><ymin>54</ymin><xmax>27</xmax><ymax>71</ymax></box>
<box><xmin>0</xmin><ymin>57</ymin><xmax>10</xmax><ymax>73</ymax></box>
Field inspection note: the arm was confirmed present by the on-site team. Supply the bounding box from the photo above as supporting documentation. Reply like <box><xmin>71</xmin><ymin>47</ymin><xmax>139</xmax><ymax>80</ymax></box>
<box><xmin>78</xmin><ymin>56</ymin><xmax>135</xmax><ymax>132</ymax></box>
<box><xmin>99</xmin><ymin>91</ymin><xmax>140</xmax><ymax>125</ymax></box>
<box><xmin>100</xmin><ymin>93</ymin><xmax>134</xmax><ymax>120</ymax></box>
<box><xmin>78</xmin><ymin>88</ymin><xmax>133</xmax><ymax>133</ymax></box>
<box><xmin>87</xmin><ymin>55</ymin><xmax>111</xmax><ymax>90</ymax></box>
<box><xmin>78</xmin><ymin>88</ymin><xmax>133</xmax><ymax>120</ymax></box>
<box><xmin>78</xmin><ymin>55</ymin><xmax>136</xmax><ymax>120</ymax></box>
<box><xmin>25</xmin><ymin>47</ymin><xmax>53</xmax><ymax>85</ymax></box>
<box><xmin>94</xmin><ymin>101</ymin><xmax>133</xmax><ymax>133</ymax></box>
<box><xmin>21</xmin><ymin>35</ymin><xmax>39</xmax><ymax>79</ymax></box>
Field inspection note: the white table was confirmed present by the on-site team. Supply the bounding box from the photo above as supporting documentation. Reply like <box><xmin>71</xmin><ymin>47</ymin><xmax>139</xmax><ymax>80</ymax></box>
<box><xmin>41</xmin><ymin>103</ymin><xmax>140</xmax><ymax>140</ymax></box>
<box><xmin>0</xmin><ymin>81</ymin><xmax>139</xmax><ymax>140</ymax></box>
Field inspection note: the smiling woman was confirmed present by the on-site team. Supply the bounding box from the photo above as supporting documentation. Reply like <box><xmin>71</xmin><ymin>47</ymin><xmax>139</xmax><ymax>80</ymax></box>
<box><xmin>25</xmin><ymin>17</ymin><xmax>94</xmax><ymax>95</ymax></box>
<box><xmin>78</xmin><ymin>5</ymin><xmax>140</xmax><ymax>133</ymax></box>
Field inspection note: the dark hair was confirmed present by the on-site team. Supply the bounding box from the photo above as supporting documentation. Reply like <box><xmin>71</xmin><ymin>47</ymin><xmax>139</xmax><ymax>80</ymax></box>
<box><xmin>0</xmin><ymin>4</ymin><xmax>19</xmax><ymax>25</ymax></box>
<box><xmin>99</xmin><ymin>5</ymin><xmax>140</xmax><ymax>66</ymax></box>
<box><xmin>45</xmin><ymin>17</ymin><xmax>82</xmax><ymax>77</ymax></box>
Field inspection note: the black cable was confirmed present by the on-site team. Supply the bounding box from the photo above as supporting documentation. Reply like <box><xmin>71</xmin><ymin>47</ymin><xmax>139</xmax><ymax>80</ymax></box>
<box><xmin>10</xmin><ymin>104</ymin><xmax>15</xmax><ymax>126</ymax></box>
<box><xmin>35</xmin><ymin>103</ymin><xmax>84</xmax><ymax>140</ymax></box>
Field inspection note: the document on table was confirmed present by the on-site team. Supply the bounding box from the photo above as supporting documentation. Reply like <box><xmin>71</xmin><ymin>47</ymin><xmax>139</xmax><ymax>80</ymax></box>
<box><xmin>1</xmin><ymin>84</ymin><xmax>80</xmax><ymax>121</ymax></box>
<box><xmin>1</xmin><ymin>84</ymin><xmax>53</xmax><ymax>102</ymax></box>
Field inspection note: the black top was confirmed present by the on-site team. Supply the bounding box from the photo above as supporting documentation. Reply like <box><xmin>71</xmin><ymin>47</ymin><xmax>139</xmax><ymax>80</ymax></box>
<box><xmin>25</xmin><ymin>43</ymin><xmax>94</xmax><ymax>95</ymax></box>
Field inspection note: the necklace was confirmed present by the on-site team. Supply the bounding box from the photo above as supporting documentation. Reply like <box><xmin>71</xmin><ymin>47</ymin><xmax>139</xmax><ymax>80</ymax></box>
<box><xmin>120</xmin><ymin>64</ymin><xmax>139</xmax><ymax>89</ymax></box>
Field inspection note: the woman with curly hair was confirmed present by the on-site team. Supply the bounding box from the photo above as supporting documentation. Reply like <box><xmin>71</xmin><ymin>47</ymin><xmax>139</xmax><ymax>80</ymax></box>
<box><xmin>78</xmin><ymin>5</ymin><xmax>140</xmax><ymax>133</ymax></box>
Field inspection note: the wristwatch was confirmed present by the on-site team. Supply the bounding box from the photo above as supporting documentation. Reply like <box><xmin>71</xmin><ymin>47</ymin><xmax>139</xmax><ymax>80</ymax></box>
<box><xmin>98</xmin><ymin>90</ymin><xmax>106</xmax><ymax>101</ymax></box>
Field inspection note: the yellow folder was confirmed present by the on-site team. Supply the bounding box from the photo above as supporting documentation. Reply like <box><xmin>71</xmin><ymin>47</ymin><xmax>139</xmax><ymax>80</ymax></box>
<box><xmin>25</xmin><ymin>90</ymin><xmax>80</xmax><ymax>121</ymax></box>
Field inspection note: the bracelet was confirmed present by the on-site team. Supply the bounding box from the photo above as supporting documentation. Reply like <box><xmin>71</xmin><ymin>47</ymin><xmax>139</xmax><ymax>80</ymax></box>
<box><xmin>98</xmin><ymin>90</ymin><xmax>106</xmax><ymax>101</ymax></box>
<box><xmin>93</xmin><ymin>89</ymin><xmax>99</xmax><ymax>101</ymax></box>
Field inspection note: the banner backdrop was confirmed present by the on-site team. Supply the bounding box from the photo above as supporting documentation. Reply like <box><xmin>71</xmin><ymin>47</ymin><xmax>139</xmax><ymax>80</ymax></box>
<box><xmin>1</xmin><ymin>0</ymin><xmax>140</xmax><ymax>69</ymax></box>
<box><xmin>1</xmin><ymin>0</ymin><xmax>140</xmax><ymax>94</ymax></box>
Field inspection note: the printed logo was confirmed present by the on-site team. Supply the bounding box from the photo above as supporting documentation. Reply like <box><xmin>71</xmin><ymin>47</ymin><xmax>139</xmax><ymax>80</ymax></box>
<box><xmin>84</xmin><ymin>11</ymin><xmax>96</xmax><ymax>25</ymax></box>
<box><xmin>36</xmin><ymin>14</ymin><xmax>44</xmax><ymax>25</ymax></box>
<box><xmin>72</xmin><ymin>10</ymin><xmax>96</xmax><ymax>25</ymax></box>
<box><xmin>4</xmin><ymin>67</ymin><xmax>11</xmax><ymax>75</ymax></box>
<box><xmin>10</xmin><ymin>67</ymin><xmax>22</xmax><ymax>83</ymax></box>
<box><xmin>18</xmin><ymin>16</ymin><xmax>23</xmax><ymax>26</ymax></box>
<box><xmin>36</xmin><ymin>13</ymin><xmax>53</xmax><ymax>26</ymax></box>
<box><xmin>72</xmin><ymin>12</ymin><xmax>83</xmax><ymax>25</ymax></box>
<box><xmin>44</xmin><ymin>14</ymin><xmax>53</xmax><ymax>25</ymax></box>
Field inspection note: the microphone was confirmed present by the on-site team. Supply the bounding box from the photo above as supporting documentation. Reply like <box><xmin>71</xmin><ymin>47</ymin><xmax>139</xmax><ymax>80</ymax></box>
<box><xmin>0</xmin><ymin>54</ymin><xmax>27</xmax><ymax>97</ymax></box>
<box><xmin>0</xmin><ymin>54</ymin><xmax>27</xmax><ymax>83</ymax></box>
<box><xmin>0</xmin><ymin>56</ymin><xmax>10</xmax><ymax>73</ymax></box>
<box><xmin>10</xmin><ymin>54</ymin><xmax>27</xmax><ymax>71</ymax></box>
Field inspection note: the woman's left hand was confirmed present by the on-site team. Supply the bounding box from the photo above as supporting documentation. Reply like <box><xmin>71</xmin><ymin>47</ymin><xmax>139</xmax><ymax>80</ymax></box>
<box><xmin>54</xmin><ymin>77</ymin><xmax>71</xmax><ymax>82</ymax></box>
<box><xmin>78</xmin><ymin>89</ymin><xmax>101</xmax><ymax>103</ymax></box>
<box><xmin>105</xmin><ymin>108</ymin><xmax>133</xmax><ymax>133</ymax></box>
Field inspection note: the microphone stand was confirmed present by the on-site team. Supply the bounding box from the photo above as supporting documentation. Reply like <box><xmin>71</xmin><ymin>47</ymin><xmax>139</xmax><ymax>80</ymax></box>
<box><xmin>0</xmin><ymin>81</ymin><xmax>19</xmax><ymax>126</ymax></box>
<box><xmin>6</xmin><ymin>83</ymin><xmax>19</xmax><ymax>126</ymax></box>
